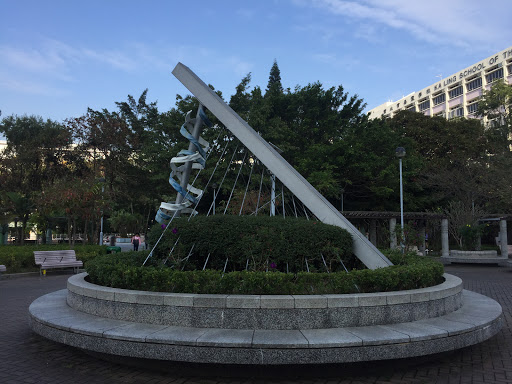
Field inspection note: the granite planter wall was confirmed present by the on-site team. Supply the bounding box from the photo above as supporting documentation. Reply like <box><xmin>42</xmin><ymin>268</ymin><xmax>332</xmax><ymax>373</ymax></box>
<box><xmin>67</xmin><ymin>272</ymin><xmax>462</xmax><ymax>330</ymax></box>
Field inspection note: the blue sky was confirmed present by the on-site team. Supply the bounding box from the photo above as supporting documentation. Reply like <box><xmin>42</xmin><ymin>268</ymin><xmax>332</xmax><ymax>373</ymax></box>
<box><xmin>0</xmin><ymin>0</ymin><xmax>510</xmax><ymax>131</ymax></box>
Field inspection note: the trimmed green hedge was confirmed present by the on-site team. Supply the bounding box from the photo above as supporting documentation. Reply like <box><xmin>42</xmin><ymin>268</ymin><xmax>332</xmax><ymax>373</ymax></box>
<box><xmin>0</xmin><ymin>244</ymin><xmax>107</xmax><ymax>273</ymax></box>
<box><xmin>146</xmin><ymin>215</ymin><xmax>355</xmax><ymax>273</ymax></box>
<box><xmin>86</xmin><ymin>250</ymin><xmax>444</xmax><ymax>294</ymax></box>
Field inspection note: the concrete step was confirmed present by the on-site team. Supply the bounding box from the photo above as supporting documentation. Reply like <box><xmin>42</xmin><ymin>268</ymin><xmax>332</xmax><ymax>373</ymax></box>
<box><xmin>29</xmin><ymin>288</ymin><xmax>503</xmax><ymax>365</ymax></box>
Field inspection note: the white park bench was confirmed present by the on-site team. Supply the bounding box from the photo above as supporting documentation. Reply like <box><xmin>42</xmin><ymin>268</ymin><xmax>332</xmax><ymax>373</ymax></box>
<box><xmin>34</xmin><ymin>250</ymin><xmax>83</xmax><ymax>276</ymax></box>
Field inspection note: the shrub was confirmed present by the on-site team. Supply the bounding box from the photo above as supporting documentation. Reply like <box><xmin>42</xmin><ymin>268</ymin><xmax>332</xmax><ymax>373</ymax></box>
<box><xmin>146</xmin><ymin>215</ymin><xmax>355</xmax><ymax>273</ymax></box>
<box><xmin>86</xmin><ymin>250</ymin><xmax>444</xmax><ymax>294</ymax></box>
<box><xmin>0</xmin><ymin>244</ymin><xmax>107</xmax><ymax>273</ymax></box>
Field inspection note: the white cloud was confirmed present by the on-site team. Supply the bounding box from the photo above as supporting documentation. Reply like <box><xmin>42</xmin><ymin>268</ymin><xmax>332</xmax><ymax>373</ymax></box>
<box><xmin>236</xmin><ymin>8</ymin><xmax>256</xmax><ymax>19</ymax></box>
<box><xmin>0</xmin><ymin>75</ymin><xmax>69</xmax><ymax>96</ymax></box>
<box><xmin>225</xmin><ymin>56</ymin><xmax>253</xmax><ymax>77</ymax></box>
<box><xmin>0</xmin><ymin>35</ymin><xmax>253</xmax><ymax>100</ymax></box>
<box><xmin>81</xmin><ymin>48</ymin><xmax>137</xmax><ymax>71</ymax></box>
<box><xmin>0</xmin><ymin>38</ymin><xmax>165</xmax><ymax>97</ymax></box>
<box><xmin>312</xmin><ymin>52</ymin><xmax>361</xmax><ymax>70</ymax></box>
<box><xmin>308</xmin><ymin>0</ymin><xmax>509</xmax><ymax>49</ymax></box>
<box><xmin>0</xmin><ymin>38</ymin><xmax>141</xmax><ymax>79</ymax></box>
<box><xmin>0</xmin><ymin>45</ymin><xmax>74</xmax><ymax>81</ymax></box>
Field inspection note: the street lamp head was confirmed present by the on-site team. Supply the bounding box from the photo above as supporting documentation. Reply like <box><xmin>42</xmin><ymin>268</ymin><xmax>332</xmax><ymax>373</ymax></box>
<box><xmin>395</xmin><ymin>147</ymin><xmax>406</xmax><ymax>158</ymax></box>
<box><xmin>211</xmin><ymin>182</ymin><xmax>218</xmax><ymax>190</ymax></box>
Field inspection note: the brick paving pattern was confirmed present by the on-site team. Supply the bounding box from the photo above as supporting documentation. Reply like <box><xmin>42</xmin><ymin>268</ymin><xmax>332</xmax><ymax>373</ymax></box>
<box><xmin>1</xmin><ymin>264</ymin><xmax>511</xmax><ymax>384</ymax></box>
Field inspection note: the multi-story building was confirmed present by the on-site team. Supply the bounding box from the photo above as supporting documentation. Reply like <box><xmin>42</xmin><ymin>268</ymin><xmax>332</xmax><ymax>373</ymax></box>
<box><xmin>368</xmin><ymin>46</ymin><xmax>512</xmax><ymax>120</ymax></box>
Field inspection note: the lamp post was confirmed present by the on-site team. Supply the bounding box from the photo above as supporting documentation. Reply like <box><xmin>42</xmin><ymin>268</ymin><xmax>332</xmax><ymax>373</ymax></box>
<box><xmin>340</xmin><ymin>187</ymin><xmax>344</xmax><ymax>212</ymax></box>
<box><xmin>395</xmin><ymin>147</ymin><xmax>406</xmax><ymax>252</ymax></box>
<box><xmin>268</xmin><ymin>142</ymin><xmax>283</xmax><ymax>218</ymax></box>
<box><xmin>98</xmin><ymin>178</ymin><xmax>105</xmax><ymax>245</ymax></box>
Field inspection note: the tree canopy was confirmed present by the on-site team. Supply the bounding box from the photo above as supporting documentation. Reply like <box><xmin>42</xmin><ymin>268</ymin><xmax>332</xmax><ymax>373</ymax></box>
<box><xmin>1</xmin><ymin>61</ymin><xmax>511</xmax><ymax>246</ymax></box>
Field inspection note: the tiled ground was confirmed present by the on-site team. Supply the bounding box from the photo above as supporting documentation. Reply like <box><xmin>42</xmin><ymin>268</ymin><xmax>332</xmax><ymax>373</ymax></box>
<box><xmin>1</xmin><ymin>264</ymin><xmax>511</xmax><ymax>384</ymax></box>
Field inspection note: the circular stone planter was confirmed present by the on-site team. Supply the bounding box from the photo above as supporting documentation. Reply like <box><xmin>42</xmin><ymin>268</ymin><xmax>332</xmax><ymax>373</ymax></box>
<box><xmin>65</xmin><ymin>273</ymin><xmax>463</xmax><ymax>329</ymax></box>
<box><xmin>29</xmin><ymin>273</ymin><xmax>503</xmax><ymax>366</ymax></box>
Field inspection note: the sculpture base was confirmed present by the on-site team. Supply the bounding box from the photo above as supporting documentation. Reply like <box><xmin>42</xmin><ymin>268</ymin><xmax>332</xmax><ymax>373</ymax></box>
<box><xmin>28</xmin><ymin>274</ymin><xmax>503</xmax><ymax>367</ymax></box>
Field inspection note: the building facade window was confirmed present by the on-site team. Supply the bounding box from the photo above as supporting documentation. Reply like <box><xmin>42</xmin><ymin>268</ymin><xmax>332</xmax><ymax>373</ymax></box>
<box><xmin>418</xmin><ymin>100</ymin><xmax>430</xmax><ymax>111</ymax></box>
<box><xmin>368</xmin><ymin>46</ymin><xmax>512</xmax><ymax>122</ymax></box>
<box><xmin>433</xmin><ymin>93</ymin><xmax>446</xmax><ymax>105</ymax></box>
<box><xmin>485</xmin><ymin>67</ymin><xmax>504</xmax><ymax>83</ymax></box>
<box><xmin>467</xmin><ymin>102</ymin><xmax>479</xmax><ymax>115</ymax></box>
<box><xmin>466</xmin><ymin>77</ymin><xmax>482</xmax><ymax>91</ymax></box>
<box><xmin>449</xmin><ymin>86</ymin><xmax>463</xmax><ymax>99</ymax></box>
<box><xmin>449</xmin><ymin>107</ymin><xmax>464</xmax><ymax>119</ymax></box>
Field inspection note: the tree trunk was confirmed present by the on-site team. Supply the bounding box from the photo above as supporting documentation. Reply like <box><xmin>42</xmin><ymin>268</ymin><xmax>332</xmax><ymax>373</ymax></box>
<box><xmin>144</xmin><ymin>203</ymin><xmax>152</xmax><ymax>237</ymax></box>
<box><xmin>72</xmin><ymin>217</ymin><xmax>76</xmax><ymax>246</ymax></box>
<box><xmin>14</xmin><ymin>218</ymin><xmax>18</xmax><ymax>245</ymax></box>
<box><xmin>21</xmin><ymin>219</ymin><xmax>28</xmax><ymax>246</ymax></box>
<box><xmin>67</xmin><ymin>217</ymin><xmax>72</xmax><ymax>246</ymax></box>
<box><xmin>84</xmin><ymin>220</ymin><xmax>88</xmax><ymax>244</ymax></box>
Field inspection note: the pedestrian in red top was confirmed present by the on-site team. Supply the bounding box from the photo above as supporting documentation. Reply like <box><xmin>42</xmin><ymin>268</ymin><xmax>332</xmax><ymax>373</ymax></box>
<box><xmin>132</xmin><ymin>233</ymin><xmax>141</xmax><ymax>251</ymax></box>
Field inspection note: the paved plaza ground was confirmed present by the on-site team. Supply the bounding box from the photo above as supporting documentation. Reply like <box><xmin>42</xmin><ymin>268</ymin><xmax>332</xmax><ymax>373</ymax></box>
<box><xmin>1</xmin><ymin>264</ymin><xmax>512</xmax><ymax>384</ymax></box>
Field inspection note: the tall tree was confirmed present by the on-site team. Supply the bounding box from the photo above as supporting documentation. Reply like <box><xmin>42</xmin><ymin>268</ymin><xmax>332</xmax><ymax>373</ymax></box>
<box><xmin>476</xmin><ymin>80</ymin><xmax>512</xmax><ymax>212</ymax></box>
<box><xmin>0</xmin><ymin>115</ymin><xmax>73</xmax><ymax>194</ymax></box>
<box><xmin>265</xmin><ymin>60</ymin><xmax>283</xmax><ymax>97</ymax></box>
<box><xmin>4</xmin><ymin>192</ymin><xmax>33</xmax><ymax>245</ymax></box>
<box><xmin>389</xmin><ymin>110</ymin><xmax>491</xmax><ymax>212</ymax></box>
<box><xmin>229</xmin><ymin>73</ymin><xmax>253</xmax><ymax>121</ymax></box>
<box><xmin>67</xmin><ymin>108</ymin><xmax>133</xmax><ymax>193</ymax></box>
<box><xmin>477</xmin><ymin>79</ymin><xmax>512</xmax><ymax>153</ymax></box>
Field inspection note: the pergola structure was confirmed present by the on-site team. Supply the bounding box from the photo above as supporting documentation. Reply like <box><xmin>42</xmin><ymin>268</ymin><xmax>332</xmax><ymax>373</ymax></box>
<box><xmin>342</xmin><ymin>211</ymin><xmax>447</xmax><ymax>256</ymax></box>
<box><xmin>342</xmin><ymin>211</ymin><xmax>510</xmax><ymax>259</ymax></box>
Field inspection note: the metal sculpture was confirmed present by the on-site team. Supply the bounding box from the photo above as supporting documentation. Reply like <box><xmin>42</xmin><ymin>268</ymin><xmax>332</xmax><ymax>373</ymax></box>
<box><xmin>155</xmin><ymin>106</ymin><xmax>212</xmax><ymax>223</ymax></box>
<box><xmin>171</xmin><ymin>63</ymin><xmax>392</xmax><ymax>270</ymax></box>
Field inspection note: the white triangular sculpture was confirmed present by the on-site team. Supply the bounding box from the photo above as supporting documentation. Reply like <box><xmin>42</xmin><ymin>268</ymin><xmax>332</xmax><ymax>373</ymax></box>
<box><xmin>172</xmin><ymin>63</ymin><xmax>392</xmax><ymax>270</ymax></box>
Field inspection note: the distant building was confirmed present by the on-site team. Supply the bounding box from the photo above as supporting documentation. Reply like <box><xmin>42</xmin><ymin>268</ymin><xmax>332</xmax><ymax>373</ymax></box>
<box><xmin>368</xmin><ymin>46</ymin><xmax>512</xmax><ymax>120</ymax></box>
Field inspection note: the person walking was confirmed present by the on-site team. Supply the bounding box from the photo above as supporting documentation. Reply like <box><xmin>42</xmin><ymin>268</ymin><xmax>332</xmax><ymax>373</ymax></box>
<box><xmin>131</xmin><ymin>233</ymin><xmax>141</xmax><ymax>251</ymax></box>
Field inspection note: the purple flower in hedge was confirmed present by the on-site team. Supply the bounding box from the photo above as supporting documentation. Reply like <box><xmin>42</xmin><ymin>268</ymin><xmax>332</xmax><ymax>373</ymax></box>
<box><xmin>270</xmin><ymin>262</ymin><xmax>277</xmax><ymax>269</ymax></box>
<box><xmin>172</xmin><ymin>227</ymin><xmax>178</xmax><ymax>234</ymax></box>
<box><xmin>161</xmin><ymin>224</ymin><xmax>166</xmax><ymax>229</ymax></box>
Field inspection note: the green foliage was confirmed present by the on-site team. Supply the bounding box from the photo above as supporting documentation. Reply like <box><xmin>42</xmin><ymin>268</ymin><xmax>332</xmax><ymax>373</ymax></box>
<box><xmin>394</xmin><ymin>223</ymin><xmax>424</xmax><ymax>251</ymax></box>
<box><xmin>388</xmin><ymin>110</ymin><xmax>486</xmax><ymax>210</ymax></box>
<box><xmin>108</xmin><ymin>209</ymin><xmax>143</xmax><ymax>237</ymax></box>
<box><xmin>458</xmin><ymin>223</ymin><xmax>487</xmax><ymax>251</ymax></box>
<box><xmin>3</xmin><ymin>64</ymin><xmax>512</xmax><ymax>253</ymax></box>
<box><xmin>86</xmin><ymin>249</ymin><xmax>444</xmax><ymax>294</ymax></box>
<box><xmin>0</xmin><ymin>244</ymin><xmax>107</xmax><ymax>273</ymax></box>
<box><xmin>146</xmin><ymin>216</ymin><xmax>354</xmax><ymax>273</ymax></box>
<box><xmin>0</xmin><ymin>115</ymin><xmax>72</xmax><ymax>194</ymax></box>
<box><xmin>443</xmin><ymin>200</ymin><xmax>485</xmax><ymax>249</ymax></box>
<box><xmin>3</xmin><ymin>192</ymin><xmax>34</xmax><ymax>245</ymax></box>
<box><xmin>477</xmin><ymin>79</ymin><xmax>512</xmax><ymax>144</ymax></box>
